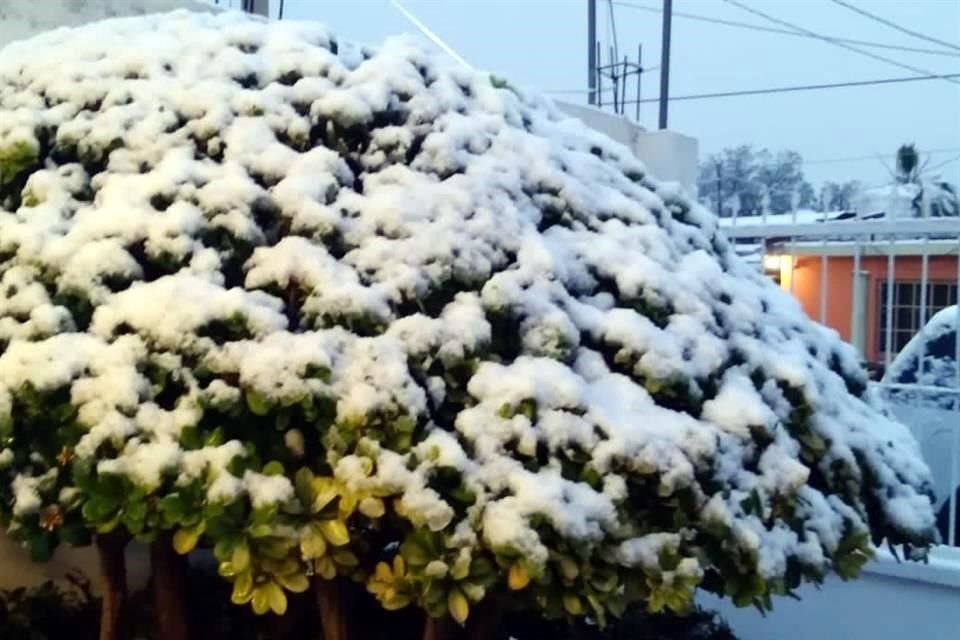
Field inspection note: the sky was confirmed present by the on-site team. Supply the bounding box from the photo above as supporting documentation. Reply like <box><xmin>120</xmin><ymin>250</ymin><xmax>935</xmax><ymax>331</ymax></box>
<box><xmin>226</xmin><ymin>0</ymin><xmax>960</xmax><ymax>190</ymax></box>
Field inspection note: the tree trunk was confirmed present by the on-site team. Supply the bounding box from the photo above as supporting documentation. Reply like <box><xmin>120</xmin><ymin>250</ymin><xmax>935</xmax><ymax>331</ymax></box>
<box><xmin>422</xmin><ymin>615</ymin><xmax>456</xmax><ymax>640</ymax></box>
<box><xmin>464</xmin><ymin>598</ymin><xmax>502</xmax><ymax>640</ymax></box>
<box><xmin>96</xmin><ymin>531</ymin><xmax>128</xmax><ymax>640</ymax></box>
<box><xmin>313</xmin><ymin>577</ymin><xmax>349</xmax><ymax>640</ymax></box>
<box><xmin>151</xmin><ymin>536</ymin><xmax>190</xmax><ymax>640</ymax></box>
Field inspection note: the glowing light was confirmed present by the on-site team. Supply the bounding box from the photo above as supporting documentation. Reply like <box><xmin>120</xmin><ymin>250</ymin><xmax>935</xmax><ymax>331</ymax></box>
<box><xmin>763</xmin><ymin>254</ymin><xmax>782</xmax><ymax>272</ymax></box>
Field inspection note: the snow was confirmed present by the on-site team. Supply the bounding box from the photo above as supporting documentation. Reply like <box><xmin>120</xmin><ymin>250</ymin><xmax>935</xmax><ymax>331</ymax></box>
<box><xmin>884</xmin><ymin>305</ymin><xmax>959</xmax><ymax>394</ymax></box>
<box><xmin>0</xmin><ymin>8</ymin><xmax>936</xmax><ymax>596</ymax></box>
<box><xmin>881</xmin><ymin>306</ymin><xmax>960</xmax><ymax>522</ymax></box>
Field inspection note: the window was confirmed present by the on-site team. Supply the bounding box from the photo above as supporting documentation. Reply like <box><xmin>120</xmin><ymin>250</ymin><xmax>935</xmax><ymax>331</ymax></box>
<box><xmin>877</xmin><ymin>280</ymin><xmax>959</xmax><ymax>358</ymax></box>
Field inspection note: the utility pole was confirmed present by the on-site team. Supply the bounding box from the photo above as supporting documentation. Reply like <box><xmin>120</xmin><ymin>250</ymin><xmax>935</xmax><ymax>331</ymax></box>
<box><xmin>588</xmin><ymin>0</ymin><xmax>597</xmax><ymax>105</ymax></box>
<box><xmin>658</xmin><ymin>0</ymin><xmax>672</xmax><ymax>129</ymax></box>
<box><xmin>715</xmin><ymin>161</ymin><xmax>722</xmax><ymax>215</ymax></box>
<box><xmin>248</xmin><ymin>0</ymin><xmax>269</xmax><ymax>17</ymax></box>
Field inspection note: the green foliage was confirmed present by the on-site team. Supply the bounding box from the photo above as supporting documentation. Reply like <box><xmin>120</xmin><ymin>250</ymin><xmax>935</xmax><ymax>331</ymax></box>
<box><xmin>0</xmin><ymin>140</ymin><xmax>38</xmax><ymax>189</ymax></box>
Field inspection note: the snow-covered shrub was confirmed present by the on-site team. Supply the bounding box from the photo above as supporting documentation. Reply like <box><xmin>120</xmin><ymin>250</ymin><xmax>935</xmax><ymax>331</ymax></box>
<box><xmin>0</xmin><ymin>9</ymin><xmax>936</xmax><ymax>638</ymax></box>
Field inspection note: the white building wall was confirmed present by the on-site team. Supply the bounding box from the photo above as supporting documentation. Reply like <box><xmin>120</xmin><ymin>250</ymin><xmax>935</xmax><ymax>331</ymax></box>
<box><xmin>0</xmin><ymin>0</ymin><xmax>216</xmax><ymax>48</ymax></box>
<box><xmin>557</xmin><ymin>102</ymin><xmax>699</xmax><ymax>197</ymax></box>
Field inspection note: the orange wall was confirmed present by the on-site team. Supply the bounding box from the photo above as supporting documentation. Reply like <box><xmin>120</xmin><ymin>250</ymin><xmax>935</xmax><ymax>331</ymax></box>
<box><xmin>783</xmin><ymin>255</ymin><xmax>959</xmax><ymax>364</ymax></box>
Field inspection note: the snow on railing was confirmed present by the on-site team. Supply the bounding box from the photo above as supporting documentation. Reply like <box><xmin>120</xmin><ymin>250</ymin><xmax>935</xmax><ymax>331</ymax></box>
<box><xmin>723</xmin><ymin>210</ymin><xmax>960</xmax><ymax>551</ymax></box>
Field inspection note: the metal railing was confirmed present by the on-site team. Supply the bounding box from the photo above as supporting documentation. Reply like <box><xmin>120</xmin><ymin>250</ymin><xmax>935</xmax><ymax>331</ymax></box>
<box><xmin>723</xmin><ymin>208</ymin><xmax>960</xmax><ymax>549</ymax></box>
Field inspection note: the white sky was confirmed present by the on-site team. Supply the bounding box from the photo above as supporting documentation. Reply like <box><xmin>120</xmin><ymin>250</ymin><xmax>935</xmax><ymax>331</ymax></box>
<box><xmin>258</xmin><ymin>0</ymin><xmax>960</xmax><ymax>189</ymax></box>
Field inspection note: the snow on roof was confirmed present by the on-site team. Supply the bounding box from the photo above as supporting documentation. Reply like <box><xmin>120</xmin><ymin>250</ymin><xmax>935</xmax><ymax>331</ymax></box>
<box><xmin>716</xmin><ymin>210</ymin><xmax>844</xmax><ymax>228</ymax></box>
<box><xmin>856</xmin><ymin>183</ymin><xmax>919</xmax><ymax>220</ymax></box>
<box><xmin>0</xmin><ymin>10</ymin><xmax>934</xmax><ymax>589</ymax></box>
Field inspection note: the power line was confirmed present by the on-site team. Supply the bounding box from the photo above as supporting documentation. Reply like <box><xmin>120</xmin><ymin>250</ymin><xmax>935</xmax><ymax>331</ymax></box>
<box><xmin>830</xmin><ymin>0</ymin><xmax>960</xmax><ymax>54</ymax></box>
<box><xmin>612</xmin><ymin>1</ymin><xmax>960</xmax><ymax>58</ymax></box>
<box><xmin>610</xmin><ymin>71</ymin><xmax>960</xmax><ymax>105</ymax></box>
<box><xmin>806</xmin><ymin>148</ymin><xmax>960</xmax><ymax>166</ymax></box>
<box><xmin>388</xmin><ymin>0</ymin><xmax>473</xmax><ymax>70</ymax></box>
<box><xmin>720</xmin><ymin>0</ymin><xmax>960</xmax><ymax>86</ymax></box>
<box><xmin>924</xmin><ymin>153</ymin><xmax>960</xmax><ymax>175</ymax></box>
<box><xmin>545</xmin><ymin>70</ymin><xmax>663</xmax><ymax>95</ymax></box>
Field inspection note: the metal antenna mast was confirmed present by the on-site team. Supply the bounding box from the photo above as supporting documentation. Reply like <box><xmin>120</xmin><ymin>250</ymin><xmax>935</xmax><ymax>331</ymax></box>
<box><xmin>588</xmin><ymin>0</ymin><xmax>598</xmax><ymax>105</ymax></box>
<box><xmin>658</xmin><ymin>0</ymin><xmax>673</xmax><ymax>129</ymax></box>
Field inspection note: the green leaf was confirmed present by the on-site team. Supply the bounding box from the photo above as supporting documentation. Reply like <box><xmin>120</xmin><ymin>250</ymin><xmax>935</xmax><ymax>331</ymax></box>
<box><xmin>205</xmin><ymin>427</ymin><xmax>226</xmax><ymax>447</ymax></box>
<box><xmin>276</xmin><ymin>571</ymin><xmax>309</xmax><ymax>593</ymax></box>
<box><xmin>508</xmin><ymin>562</ymin><xmax>530</xmax><ymax>590</ymax></box>
<box><xmin>301</xmin><ymin>524</ymin><xmax>328</xmax><ymax>559</ymax></box>
<box><xmin>258</xmin><ymin>537</ymin><xmax>291</xmax><ymax>560</ymax></box>
<box><xmin>262</xmin><ymin>461</ymin><xmax>285</xmax><ymax>476</ymax></box>
<box><xmin>251</xmin><ymin>504</ymin><xmax>279</xmax><ymax>526</ymax></box>
<box><xmin>173</xmin><ymin>522</ymin><xmax>205</xmax><ymax>555</ymax></box>
<box><xmin>232</xmin><ymin>540</ymin><xmax>251</xmax><ymax>572</ymax></box>
<box><xmin>448</xmin><ymin>588</ymin><xmax>469</xmax><ymax>624</ymax></box>
<box><xmin>294</xmin><ymin>468</ymin><xmax>315</xmax><ymax>506</ymax></box>
<box><xmin>251</xmin><ymin>585</ymin><xmax>270</xmax><ymax>615</ymax></box>
<box><xmin>179</xmin><ymin>426</ymin><xmax>203</xmax><ymax>450</ymax></box>
<box><xmin>121</xmin><ymin>500</ymin><xmax>147</xmax><ymax>534</ymax></box>
<box><xmin>59</xmin><ymin>522</ymin><xmax>91</xmax><ymax>546</ymax></box>
<box><xmin>393</xmin><ymin>415</ymin><xmax>416</xmax><ymax>434</ymax></box>
<box><xmin>264</xmin><ymin>580</ymin><xmax>287</xmax><ymax>615</ymax></box>
<box><xmin>319</xmin><ymin>519</ymin><xmax>349</xmax><ymax>546</ymax></box>
<box><xmin>158</xmin><ymin>493</ymin><xmax>187</xmax><ymax>524</ymax></box>
<box><xmin>400</xmin><ymin>529</ymin><xmax>437</xmax><ymax>567</ymax></box>
<box><xmin>231</xmin><ymin>571</ymin><xmax>254</xmax><ymax>605</ymax></box>
<box><xmin>562</xmin><ymin>593</ymin><xmax>584</xmax><ymax>616</ymax></box>
<box><xmin>246</xmin><ymin>390</ymin><xmax>270</xmax><ymax>416</ymax></box>
<box><xmin>214</xmin><ymin>539</ymin><xmax>236</xmax><ymax>562</ymax></box>
<box><xmin>82</xmin><ymin>496</ymin><xmax>119</xmax><ymax>523</ymax></box>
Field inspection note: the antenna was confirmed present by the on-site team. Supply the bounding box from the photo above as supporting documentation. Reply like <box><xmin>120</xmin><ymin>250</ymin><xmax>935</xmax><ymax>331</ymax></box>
<box><xmin>587</xmin><ymin>0</ymin><xmax>648</xmax><ymax>121</ymax></box>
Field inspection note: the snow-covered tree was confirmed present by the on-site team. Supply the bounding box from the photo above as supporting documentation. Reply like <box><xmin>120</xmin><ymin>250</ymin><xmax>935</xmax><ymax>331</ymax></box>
<box><xmin>0</xmin><ymin>10</ymin><xmax>936</xmax><ymax>640</ymax></box>
<box><xmin>697</xmin><ymin>147</ymin><xmax>808</xmax><ymax>216</ymax></box>
<box><xmin>819</xmin><ymin>180</ymin><xmax>861</xmax><ymax>212</ymax></box>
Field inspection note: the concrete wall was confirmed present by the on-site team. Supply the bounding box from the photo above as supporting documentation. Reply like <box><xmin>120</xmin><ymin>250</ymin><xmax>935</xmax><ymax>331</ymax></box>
<box><xmin>0</xmin><ymin>0</ymin><xmax>216</xmax><ymax>48</ymax></box>
<box><xmin>0</xmin><ymin>533</ymin><xmax>150</xmax><ymax>593</ymax></box>
<box><xmin>557</xmin><ymin>102</ymin><xmax>699</xmax><ymax>197</ymax></box>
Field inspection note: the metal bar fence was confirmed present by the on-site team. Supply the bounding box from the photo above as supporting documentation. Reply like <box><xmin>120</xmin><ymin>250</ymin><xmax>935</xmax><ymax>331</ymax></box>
<box><xmin>723</xmin><ymin>212</ymin><xmax>960</xmax><ymax>549</ymax></box>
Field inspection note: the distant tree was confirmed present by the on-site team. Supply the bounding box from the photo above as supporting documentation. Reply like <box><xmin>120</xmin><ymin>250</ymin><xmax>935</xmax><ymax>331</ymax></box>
<box><xmin>929</xmin><ymin>181</ymin><xmax>960</xmax><ymax>217</ymax></box>
<box><xmin>891</xmin><ymin>143</ymin><xmax>958</xmax><ymax>217</ymax></box>
<box><xmin>797</xmin><ymin>181</ymin><xmax>819</xmax><ymax>211</ymax></box>
<box><xmin>698</xmin><ymin>146</ymin><xmax>807</xmax><ymax>216</ymax></box>
<box><xmin>755</xmin><ymin>150</ymin><xmax>804</xmax><ymax>214</ymax></box>
<box><xmin>697</xmin><ymin>146</ymin><xmax>762</xmax><ymax>217</ymax></box>
<box><xmin>819</xmin><ymin>180</ymin><xmax>861</xmax><ymax>212</ymax></box>
<box><xmin>896</xmin><ymin>144</ymin><xmax>920</xmax><ymax>184</ymax></box>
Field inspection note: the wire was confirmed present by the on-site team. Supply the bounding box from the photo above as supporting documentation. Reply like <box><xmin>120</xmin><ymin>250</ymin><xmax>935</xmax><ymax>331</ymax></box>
<box><xmin>924</xmin><ymin>153</ymin><xmax>960</xmax><ymax>175</ymax></box>
<box><xmin>805</xmin><ymin>148</ymin><xmax>960</xmax><ymax>166</ymax></box>
<box><xmin>612</xmin><ymin>71</ymin><xmax>960</xmax><ymax>105</ymax></box>
<box><xmin>830</xmin><ymin>0</ymin><xmax>960</xmax><ymax>54</ymax></box>
<box><xmin>543</xmin><ymin>64</ymin><xmax>660</xmax><ymax>95</ymax></box>
<box><xmin>547</xmin><ymin>71</ymin><xmax>960</xmax><ymax>100</ymax></box>
<box><xmin>278</xmin><ymin>0</ymin><xmax>285</xmax><ymax>20</ymax></box>
<box><xmin>608</xmin><ymin>0</ymin><xmax>620</xmax><ymax>63</ymax></box>
<box><xmin>388</xmin><ymin>0</ymin><xmax>473</xmax><ymax>70</ymax></box>
<box><xmin>612</xmin><ymin>1</ymin><xmax>960</xmax><ymax>58</ymax></box>
<box><xmin>720</xmin><ymin>0</ymin><xmax>960</xmax><ymax>86</ymax></box>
